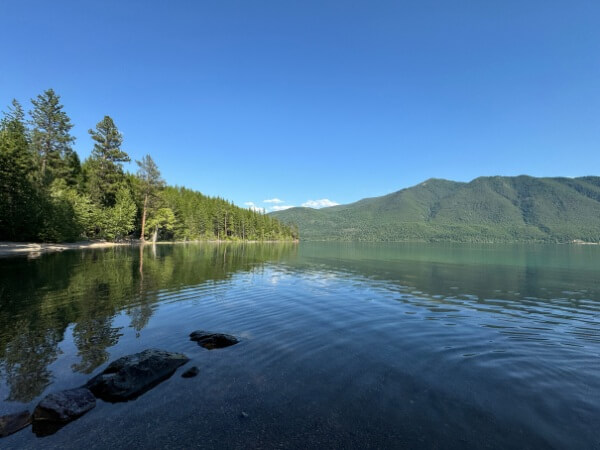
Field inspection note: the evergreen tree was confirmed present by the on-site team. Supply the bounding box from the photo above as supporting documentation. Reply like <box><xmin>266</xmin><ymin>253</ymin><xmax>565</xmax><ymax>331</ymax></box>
<box><xmin>61</xmin><ymin>150</ymin><xmax>82</xmax><ymax>187</ymax></box>
<box><xmin>0</xmin><ymin>100</ymin><xmax>40</xmax><ymax>240</ymax></box>
<box><xmin>86</xmin><ymin>115</ymin><xmax>130</xmax><ymax>207</ymax></box>
<box><xmin>1</xmin><ymin>90</ymin><xmax>296</xmax><ymax>243</ymax></box>
<box><xmin>136</xmin><ymin>154</ymin><xmax>164</xmax><ymax>241</ymax></box>
<box><xmin>29</xmin><ymin>89</ymin><xmax>76</xmax><ymax>184</ymax></box>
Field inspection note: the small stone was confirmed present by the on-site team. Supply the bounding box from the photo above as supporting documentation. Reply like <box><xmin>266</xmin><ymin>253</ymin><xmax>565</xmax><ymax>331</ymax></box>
<box><xmin>181</xmin><ymin>366</ymin><xmax>199</xmax><ymax>378</ymax></box>
<box><xmin>32</xmin><ymin>388</ymin><xmax>95</xmax><ymax>436</ymax></box>
<box><xmin>189</xmin><ymin>331</ymin><xmax>239</xmax><ymax>349</ymax></box>
<box><xmin>0</xmin><ymin>410</ymin><xmax>31</xmax><ymax>438</ymax></box>
<box><xmin>240</xmin><ymin>411</ymin><xmax>249</xmax><ymax>419</ymax></box>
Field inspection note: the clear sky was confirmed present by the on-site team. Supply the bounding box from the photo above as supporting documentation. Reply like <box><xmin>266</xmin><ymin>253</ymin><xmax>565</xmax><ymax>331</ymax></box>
<box><xmin>1</xmin><ymin>1</ymin><xmax>599</xmax><ymax>212</ymax></box>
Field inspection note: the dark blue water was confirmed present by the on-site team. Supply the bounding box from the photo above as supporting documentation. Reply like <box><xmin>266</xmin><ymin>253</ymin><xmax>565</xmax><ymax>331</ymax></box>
<box><xmin>0</xmin><ymin>243</ymin><xmax>598</xmax><ymax>448</ymax></box>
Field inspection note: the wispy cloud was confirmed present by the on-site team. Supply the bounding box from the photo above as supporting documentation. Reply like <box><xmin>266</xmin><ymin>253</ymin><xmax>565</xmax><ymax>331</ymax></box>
<box><xmin>301</xmin><ymin>199</ymin><xmax>339</xmax><ymax>209</ymax></box>
<box><xmin>246</xmin><ymin>198</ymin><xmax>338</xmax><ymax>212</ymax></box>
<box><xmin>263</xmin><ymin>198</ymin><xmax>285</xmax><ymax>204</ymax></box>
<box><xmin>271</xmin><ymin>205</ymin><xmax>294</xmax><ymax>211</ymax></box>
<box><xmin>244</xmin><ymin>201</ymin><xmax>265</xmax><ymax>213</ymax></box>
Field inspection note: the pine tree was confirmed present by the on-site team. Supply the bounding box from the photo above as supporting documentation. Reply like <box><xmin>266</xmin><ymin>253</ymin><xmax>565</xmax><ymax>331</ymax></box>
<box><xmin>29</xmin><ymin>89</ymin><xmax>75</xmax><ymax>184</ymax></box>
<box><xmin>136</xmin><ymin>154</ymin><xmax>164</xmax><ymax>241</ymax></box>
<box><xmin>0</xmin><ymin>100</ymin><xmax>40</xmax><ymax>240</ymax></box>
<box><xmin>86</xmin><ymin>116</ymin><xmax>130</xmax><ymax>207</ymax></box>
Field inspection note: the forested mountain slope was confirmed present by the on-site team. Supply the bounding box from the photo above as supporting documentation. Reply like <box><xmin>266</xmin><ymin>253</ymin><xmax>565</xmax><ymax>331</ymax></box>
<box><xmin>272</xmin><ymin>176</ymin><xmax>600</xmax><ymax>242</ymax></box>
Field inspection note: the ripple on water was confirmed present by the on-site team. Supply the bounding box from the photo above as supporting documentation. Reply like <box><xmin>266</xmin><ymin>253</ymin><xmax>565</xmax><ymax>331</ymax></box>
<box><xmin>0</xmin><ymin>243</ymin><xmax>599</xmax><ymax>449</ymax></box>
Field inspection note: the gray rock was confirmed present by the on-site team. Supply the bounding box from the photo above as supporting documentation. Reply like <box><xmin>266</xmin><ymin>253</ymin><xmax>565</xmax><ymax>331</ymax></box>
<box><xmin>181</xmin><ymin>366</ymin><xmax>199</xmax><ymax>378</ymax></box>
<box><xmin>86</xmin><ymin>349</ymin><xmax>189</xmax><ymax>402</ymax></box>
<box><xmin>32</xmin><ymin>388</ymin><xmax>95</xmax><ymax>436</ymax></box>
<box><xmin>33</xmin><ymin>388</ymin><xmax>96</xmax><ymax>423</ymax></box>
<box><xmin>0</xmin><ymin>410</ymin><xmax>31</xmax><ymax>438</ymax></box>
<box><xmin>189</xmin><ymin>331</ymin><xmax>239</xmax><ymax>349</ymax></box>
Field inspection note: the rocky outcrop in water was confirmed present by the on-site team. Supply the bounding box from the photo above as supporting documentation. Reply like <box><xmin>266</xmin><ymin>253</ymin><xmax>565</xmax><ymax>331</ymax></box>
<box><xmin>32</xmin><ymin>388</ymin><xmax>96</xmax><ymax>436</ymax></box>
<box><xmin>0</xmin><ymin>410</ymin><xmax>31</xmax><ymax>438</ymax></box>
<box><xmin>86</xmin><ymin>349</ymin><xmax>189</xmax><ymax>402</ymax></box>
<box><xmin>189</xmin><ymin>331</ymin><xmax>239</xmax><ymax>349</ymax></box>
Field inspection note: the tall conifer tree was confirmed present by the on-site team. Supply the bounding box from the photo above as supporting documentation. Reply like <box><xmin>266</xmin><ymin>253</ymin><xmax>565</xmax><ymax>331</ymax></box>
<box><xmin>136</xmin><ymin>154</ymin><xmax>164</xmax><ymax>241</ymax></box>
<box><xmin>86</xmin><ymin>116</ymin><xmax>130</xmax><ymax>207</ymax></box>
<box><xmin>29</xmin><ymin>89</ymin><xmax>76</xmax><ymax>184</ymax></box>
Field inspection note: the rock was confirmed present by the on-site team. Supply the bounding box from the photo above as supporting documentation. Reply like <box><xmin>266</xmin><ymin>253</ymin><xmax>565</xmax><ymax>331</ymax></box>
<box><xmin>32</xmin><ymin>388</ymin><xmax>95</xmax><ymax>436</ymax></box>
<box><xmin>86</xmin><ymin>349</ymin><xmax>189</xmax><ymax>402</ymax></box>
<box><xmin>33</xmin><ymin>388</ymin><xmax>96</xmax><ymax>423</ymax></box>
<box><xmin>239</xmin><ymin>411</ymin><xmax>249</xmax><ymax>419</ymax></box>
<box><xmin>0</xmin><ymin>410</ymin><xmax>31</xmax><ymax>438</ymax></box>
<box><xmin>181</xmin><ymin>366</ymin><xmax>199</xmax><ymax>378</ymax></box>
<box><xmin>189</xmin><ymin>331</ymin><xmax>239</xmax><ymax>349</ymax></box>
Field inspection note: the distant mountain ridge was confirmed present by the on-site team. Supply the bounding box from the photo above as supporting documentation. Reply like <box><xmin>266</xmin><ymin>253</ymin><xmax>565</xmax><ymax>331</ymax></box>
<box><xmin>270</xmin><ymin>176</ymin><xmax>600</xmax><ymax>242</ymax></box>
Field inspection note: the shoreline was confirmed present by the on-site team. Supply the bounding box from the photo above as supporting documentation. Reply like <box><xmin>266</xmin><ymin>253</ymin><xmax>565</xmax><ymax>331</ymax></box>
<box><xmin>0</xmin><ymin>241</ymin><xmax>132</xmax><ymax>257</ymax></box>
<box><xmin>0</xmin><ymin>240</ymin><xmax>299</xmax><ymax>257</ymax></box>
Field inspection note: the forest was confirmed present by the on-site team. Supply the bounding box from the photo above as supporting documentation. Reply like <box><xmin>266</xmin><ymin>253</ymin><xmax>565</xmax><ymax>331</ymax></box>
<box><xmin>272</xmin><ymin>176</ymin><xmax>600</xmax><ymax>243</ymax></box>
<box><xmin>0</xmin><ymin>89</ymin><xmax>298</xmax><ymax>243</ymax></box>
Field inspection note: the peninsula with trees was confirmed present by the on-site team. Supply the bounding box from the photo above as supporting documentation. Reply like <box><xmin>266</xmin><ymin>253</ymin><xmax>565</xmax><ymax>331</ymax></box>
<box><xmin>0</xmin><ymin>89</ymin><xmax>297</xmax><ymax>244</ymax></box>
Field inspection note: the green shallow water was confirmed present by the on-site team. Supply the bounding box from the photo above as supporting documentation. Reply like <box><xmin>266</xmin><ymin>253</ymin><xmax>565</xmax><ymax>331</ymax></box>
<box><xmin>0</xmin><ymin>242</ymin><xmax>598</xmax><ymax>449</ymax></box>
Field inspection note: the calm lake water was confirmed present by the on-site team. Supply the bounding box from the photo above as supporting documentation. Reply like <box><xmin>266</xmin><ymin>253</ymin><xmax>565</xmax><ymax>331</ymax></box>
<box><xmin>0</xmin><ymin>242</ymin><xmax>598</xmax><ymax>449</ymax></box>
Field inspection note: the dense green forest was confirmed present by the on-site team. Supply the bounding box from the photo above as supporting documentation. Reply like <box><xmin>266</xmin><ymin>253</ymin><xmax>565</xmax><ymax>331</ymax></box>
<box><xmin>0</xmin><ymin>89</ymin><xmax>297</xmax><ymax>242</ymax></box>
<box><xmin>272</xmin><ymin>176</ymin><xmax>600</xmax><ymax>243</ymax></box>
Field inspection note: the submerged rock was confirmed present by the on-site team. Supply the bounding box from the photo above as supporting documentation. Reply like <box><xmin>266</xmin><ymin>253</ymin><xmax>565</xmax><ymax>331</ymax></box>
<box><xmin>32</xmin><ymin>388</ymin><xmax>95</xmax><ymax>436</ymax></box>
<box><xmin>189</xmin><ymin>331</ymin><xmax>239</xmax><ymax>349</ymax></box>
<box><xmin>0</xmin><ymin>410</ymin><xmax>31</xmax><ymax>438</ymax></box>
<box><xmin>86</xmin><ymin>349</ymin><xmax>189</xmax><ymax>402</ymax></box>
<box><xmin>181</xmin><ymin>366</ymin><xmax>199</xmax><ymax>378</ymax></box>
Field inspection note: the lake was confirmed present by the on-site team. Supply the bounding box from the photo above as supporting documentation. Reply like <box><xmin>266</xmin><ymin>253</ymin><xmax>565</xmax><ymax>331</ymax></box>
<box><xmin>0</xmin><ymin>242</ymin><xmax>598</xmax><ymax>449</ymax></box>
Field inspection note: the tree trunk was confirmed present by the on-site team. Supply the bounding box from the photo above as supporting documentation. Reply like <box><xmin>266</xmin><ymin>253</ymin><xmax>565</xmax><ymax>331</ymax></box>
<box><xmin>152</xmin><ymin>226</ymin><xmax>158</xmax><ymax>243</ymax></box>
<box><xmin>139</xmin><ymin>242</ymin><xmax>144</xmax><ymax>278</ymax></box>
<box><xmin>140</xmin><ymin>194</ymin><xmax>148</xmax><ymax>241</ymax></box>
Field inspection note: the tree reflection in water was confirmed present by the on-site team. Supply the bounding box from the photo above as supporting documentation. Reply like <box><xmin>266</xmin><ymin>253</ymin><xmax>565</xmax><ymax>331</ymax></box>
<box><xmin>0</xmin><ymin>243</ymin><xmax>298</xmax><ymax>402</ymax></box>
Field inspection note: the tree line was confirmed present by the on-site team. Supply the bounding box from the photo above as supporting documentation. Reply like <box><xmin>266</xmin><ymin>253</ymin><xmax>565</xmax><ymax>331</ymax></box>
<box><xmin>0</xmin><ymin>89</ymin><xmax>298</xmax><ymax>242</ymax></box>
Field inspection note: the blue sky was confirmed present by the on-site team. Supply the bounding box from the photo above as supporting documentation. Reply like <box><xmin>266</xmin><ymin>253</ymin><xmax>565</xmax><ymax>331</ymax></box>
<box><xmin>1</xmin><ymin>1</ymin><xmax>599</xmax><ymax>211</ymax></box>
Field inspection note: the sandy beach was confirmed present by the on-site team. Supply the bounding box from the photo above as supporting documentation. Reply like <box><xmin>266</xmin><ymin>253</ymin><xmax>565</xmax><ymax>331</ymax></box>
<box><xmin>0</xmin><ymin>241</ymin><xmax>133</xmax><ymax>257</ymax></box>
<box><xmin>0</xmin><ymin>240</ymin><xmax>297</xmax><ymax>257</ymax></box>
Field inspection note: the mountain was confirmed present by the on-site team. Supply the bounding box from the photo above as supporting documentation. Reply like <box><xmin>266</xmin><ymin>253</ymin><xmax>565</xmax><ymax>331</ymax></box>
<box><xmin>270</xmin><ymin>176</ymin><xmax>600</xmax><ymax>242</ymax></box>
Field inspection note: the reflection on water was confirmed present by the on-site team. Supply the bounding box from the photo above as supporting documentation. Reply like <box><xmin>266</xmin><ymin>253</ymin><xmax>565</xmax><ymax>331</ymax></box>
<box><xmin>0</xmin><ymin>243</ymin><xmax>297</xmax><ymax>402</ymax></box>
<box><xmin>0</xmin><ymin>242</ymin><xmax>598</xmax><ymax>449</ymax></box>
<box><xmin>293</xmin><ymin>243</ymin><xmax>600</xmax><ymax>344</ymax></box>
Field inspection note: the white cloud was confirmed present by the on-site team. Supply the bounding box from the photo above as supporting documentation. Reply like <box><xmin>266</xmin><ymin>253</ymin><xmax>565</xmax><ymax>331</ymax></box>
<box><xmin>244</xmin><ymin>201</ymin><xmax>265</xmax><ymax>213</ymax></box>
<box><xmin>301</xmin><ymin>199</ymin><xmax>339</xmax><ymax>209</ymax></box>
<box><xmin>271</xmin><ymin>205</ymin><xmax>294</xmax><ymax>211</ymax></box>
<box><xmin>263</xmin><ymin>198</ymin><xmax>285</xmax><ymax>204</ymax></box>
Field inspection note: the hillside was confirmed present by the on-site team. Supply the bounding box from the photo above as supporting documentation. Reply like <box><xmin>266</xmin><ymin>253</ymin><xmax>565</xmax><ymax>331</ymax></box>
<box><xmin>271</xmin><ymin>176</ymin><xmax>600</xmax><ymax>242</ymax></box>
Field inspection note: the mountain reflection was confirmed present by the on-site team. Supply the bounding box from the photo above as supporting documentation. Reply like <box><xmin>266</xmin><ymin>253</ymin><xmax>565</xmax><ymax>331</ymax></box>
<box><xmin>0</xmin><ymin>243</ymin><xmax>298</xmax><ymax>402</ymax></box>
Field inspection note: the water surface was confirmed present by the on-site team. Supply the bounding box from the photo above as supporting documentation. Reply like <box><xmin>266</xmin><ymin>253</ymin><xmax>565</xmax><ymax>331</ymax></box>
<box><xmin>0</xmin><ymin>242</ymin><xmax>598</xmax><ymax>449</ymax></box>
